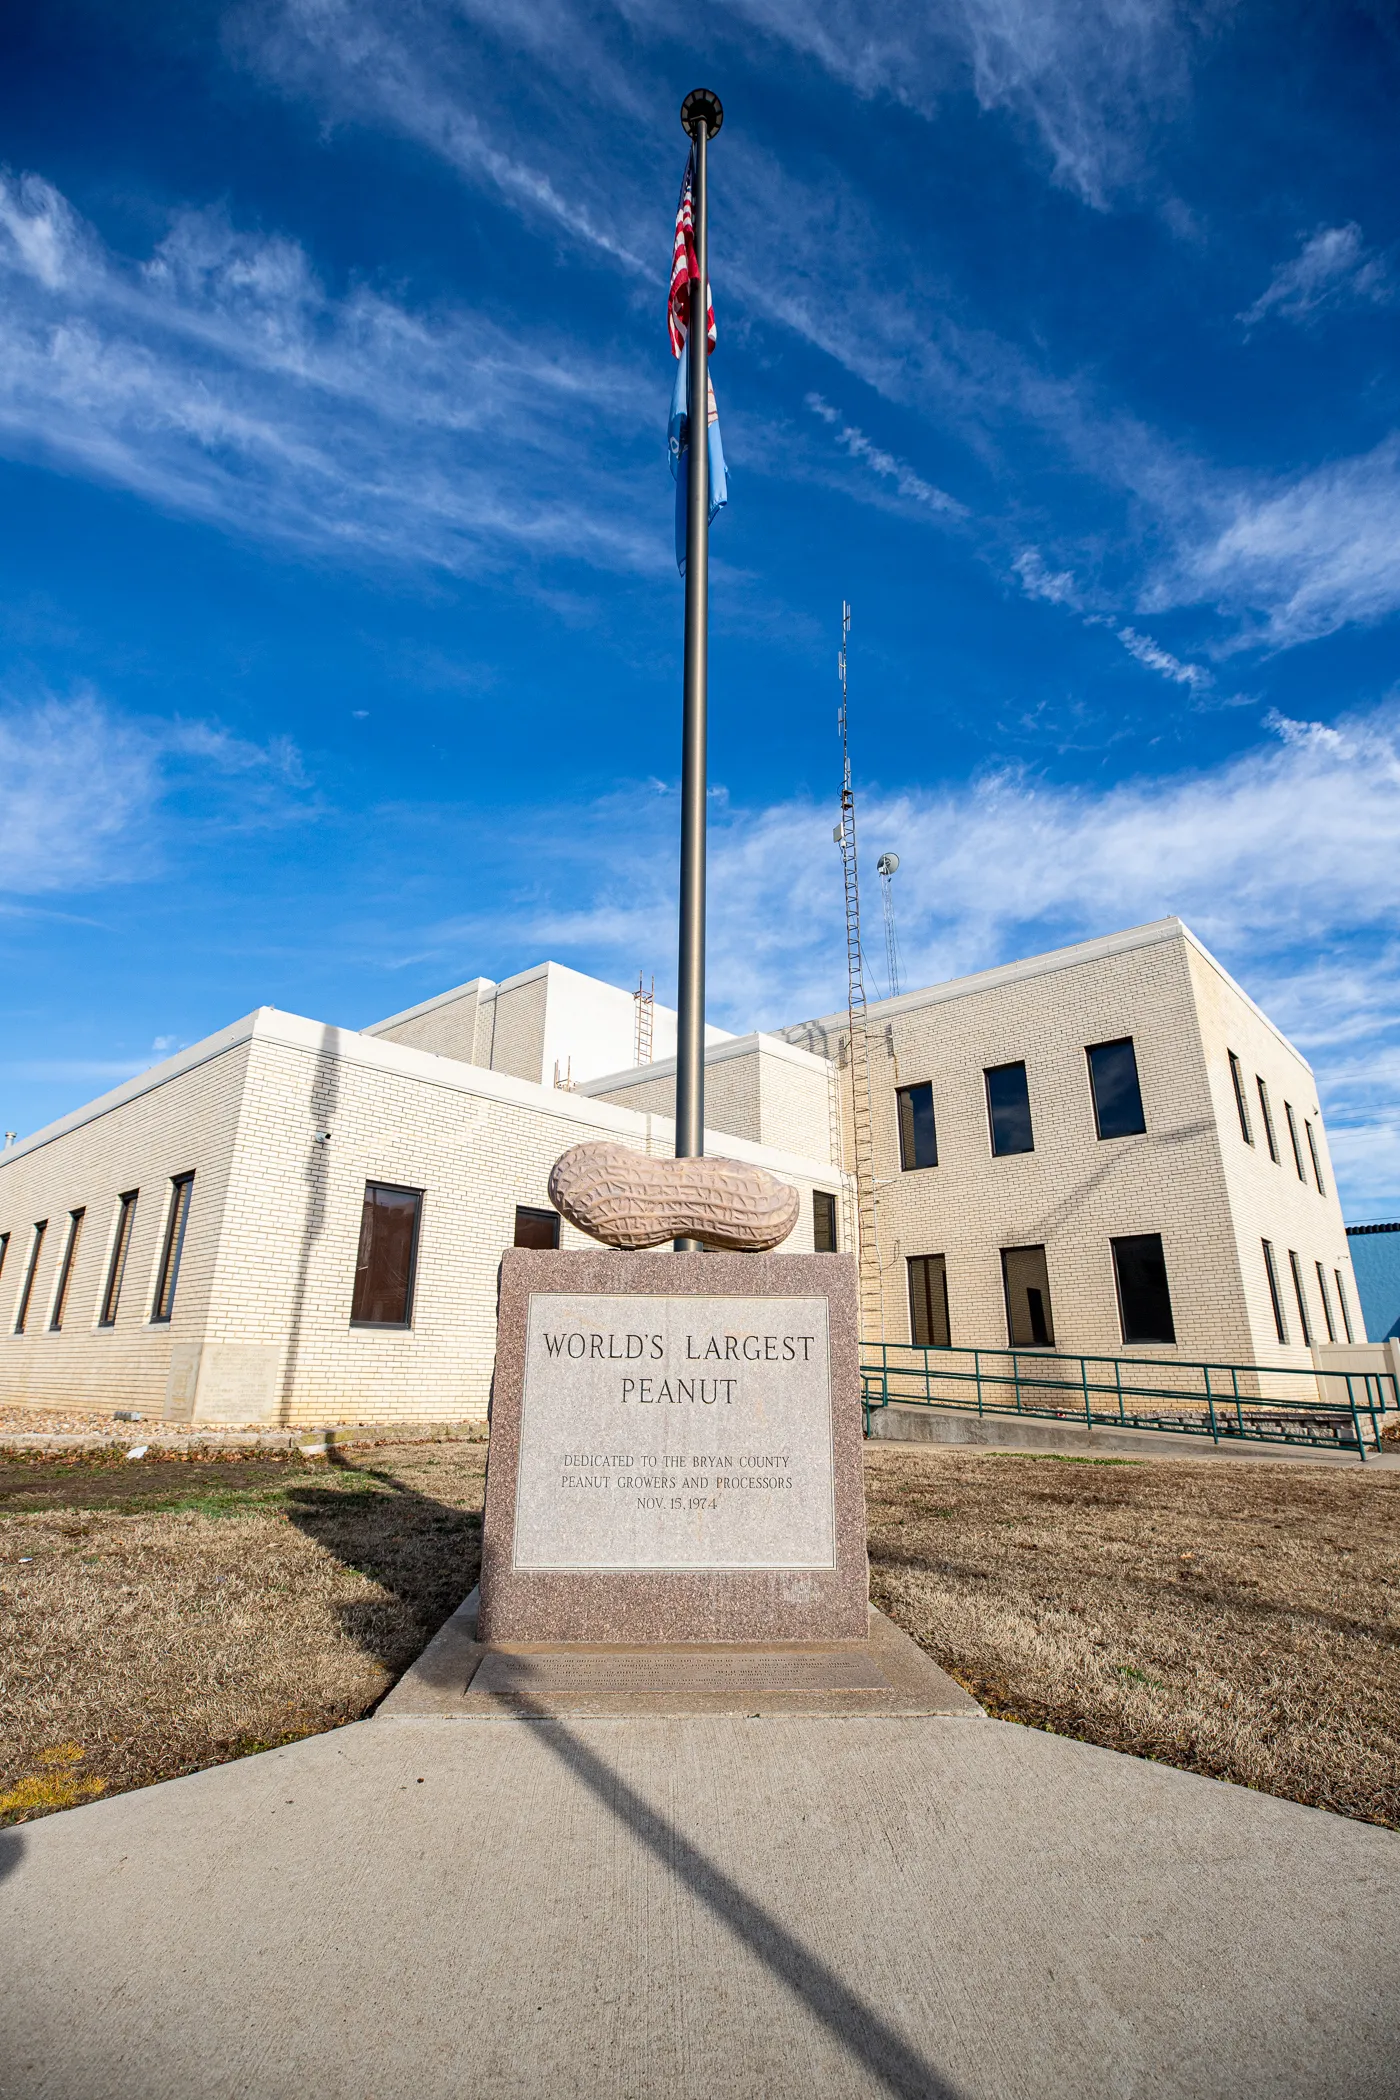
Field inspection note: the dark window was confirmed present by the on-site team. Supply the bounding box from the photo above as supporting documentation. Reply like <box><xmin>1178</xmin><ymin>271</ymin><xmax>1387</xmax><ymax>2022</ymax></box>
<box><xmin>1111</xmin><ymin>1233</ymin><xmax>1176</xmax><ymax>1344</ymax></box>
<box><xmin>1315</xmin><ymin>1262</ymin><xmax>1336</xmax><ymax>1343</ymax></box>
<box><xmin>513</xmin><ymin>1205</ymin><xmax>560</xmax><ymax>1250</ymax></box>
<box><xmin>896</xmin><ymin>1082</ymin><xmax>938</xmax><ymax>1170</ymax></box>
<box><xmin>1086</xmin><ymin>1039</ymin><xmax>1146</xmax><ymax>1141</ymax></box>
<box><xmin>1228</xmin><ymin>1051</ymin><xmax>1253</xmax><ymax>1144</ymax></box>
<box><xmin>1256</xmin><ymin>1077</ymin><xmax>1279</xmax><ymax>1163</ymax></box>
<box><xmin>1305</xmin><ymin>1121</ymin><xmax>1326</xmax><ymax>1196</ymax></box>
<box><xmin>812</xmin><ymin>1190</ymin><xmax>838</xmax><ymax>1253</ymax></box>
<box><xmin>100</xmin><ymin>1193</ymin><xmax>138</xmax><ymax>1328</ymax></box>
<box><xmin>1002</xmin><ymin>1244</ymin><xmax>1054</xmax><ymax>1347</ymax></box>
<box><xmin>907</xmin><ymin>1254</ymin><xmax>950</xmax><ymax>1347</ymax></box>
<box><xmin>1284</xmin><ymin>1102</ymin><xmax>1306</xmax><ymax>1182</ymax></box>
<box><xmin>1262</xmin><ymin>1240</ymin><xmax>1287</xmax><ymax>1343</ymax></box>
<box><xmin>151</xmin><ymin>1174</ymin><xmax>194</xmax><ymax>1324</ymax></box>
<box><xmin>14</xmin><ymin>1221</ymin><xmax>46</xmax><ymax>1334</ymax></box>
<box><xmin>1334</xmin><ymin>1270</ymin><xmax>1354</xmax><ymax>1342</ymax></box>
<box><xmin>0</xmin><ymin>1233</ymin><xmax>8</xmax><ymax>1287</ymax></box>
<box><xmin>1288</xmin><ymin>1249</ymin><xmax>1312</xmax><ymax>1345</ymax></box>
<box><xmin>986</xmin><ymin>1063</ymin><xmax>1034</xmax><ymax>1157</ymax></box>
<box><xmin>49</xmin><ymin>1209</ymin><xmax>85</xmax><ymax>1331</ymax></box>
<box><xmin>351</xmin><ymin>1182</ymin><xmax>422</xmax><ymax>1325</ymax></box>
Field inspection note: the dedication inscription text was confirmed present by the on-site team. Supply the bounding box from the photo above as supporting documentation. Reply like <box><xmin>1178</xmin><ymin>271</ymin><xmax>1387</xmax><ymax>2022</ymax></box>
<box><xmin>513</xmin><ymin>1293</ymin><xmax>835</xmax><ymax>1571</ymax></box>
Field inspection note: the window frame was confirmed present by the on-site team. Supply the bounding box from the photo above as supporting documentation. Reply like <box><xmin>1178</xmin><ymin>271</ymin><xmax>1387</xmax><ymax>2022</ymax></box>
<box><xmin>49</xmin><ymin>1208</ymin><xmax>85</xmax><ymax>1332</ymax></box>
<box><xmin>1255</xmin><ymin>1076</ymin><xmax>1280</xmax><ymax>1163</ymax></box>
<box><xmin>1085</xmin><ymin>1037</ymin><xmax>1147</xmax><ymax>1142</ymax></box>
<box><xmin>350</xmin><ymin>1181</ymin><xmax>424</xmax><ymax>1330</ymax></box>
<box><xmin>1284</xmin><ymin>1101</ymin><xmax>1306</xmax><ymax>1182</ymax></box>
<box><xmin>1287</xmin><ymin>1248</ymin><xmax>1312</xmax><ymax>1345</ymax></box>
<box><xmin>14</xmin><ymin>1220</ymin><xmax>47</xmax><ymax>1335</ymax></box>
<box><xmin>985</xmin><ymin>1061</ymin><xmax>1035</xmax><ymax>1159</ymax></box>
<box><xmin>1334</xmin><ymin>1269</ymin><xmax>1354</xmax><ymax>1342</ymax></box>
<box><xmin>812</xmin><ymin>1189</ymin><xmax>839</xmax><ymax>1254</ymax></box>
<box><xmin>99</xmin><ymin>1192</ymin><xmax>139</xmax><ymax>1329</ymax></box>
<box><xmin>1228</xmin><ymin>1051</ymin><xmax>1253</xmax><ymax>1144</ymax></box>
<box><xmin>513</xmin><ymin>1204</ymin><xmax>560</xmax><ymax>1251</ymax></box>
<box><xmin>1261</xmin><ymin>1240</ymin><xmax>1287</xmax><ymax>1343</ymax></box>
<box><xmin>907</xmin><ymin>1253</ymin><xmax>951</xmax><ymax>1348</ymax></box>
<box><xmin>1110</xmin><ymin>1232</ymin><xmax>1177</xmax><ymax>1346</ymax></box>
<box><xmin>1001</xmin><ymin>1243</ymin><xmax>1055</xmax><ymax>1348</ymax></box>
<box><xmin>150</xmin><ymin>1173</ymin><xmax>194</xmax><ymax>1326</ymax></box>
<box><xmin>1305</xmin><ymin>1120</ymin><xmax>1326</xmax><ymax>1196</ymax></box>
<box><xmin>1315</xmin><ymin>1261</ymin><xmax>1336</xmax><ymax>1343</ymax></box>
<box><xmin>895</xmin><ymin>1080</ymin><xmax>939</xmax><ymax>1172</ymax></box>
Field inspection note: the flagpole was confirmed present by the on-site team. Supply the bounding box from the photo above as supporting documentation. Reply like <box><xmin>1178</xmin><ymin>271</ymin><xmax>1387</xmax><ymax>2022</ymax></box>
<box><xmin>675</xmin><ymin>87</ymin><xmax>722</xmax><ymax>1249</ymax></box>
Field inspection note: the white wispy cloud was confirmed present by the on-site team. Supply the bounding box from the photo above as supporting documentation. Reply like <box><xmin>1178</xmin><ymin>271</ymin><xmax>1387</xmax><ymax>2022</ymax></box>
<box><xmin>0</xmin><ymin>690</ymin><xmax>313</xmax><ymax>895</ymax></box>
<box><xmin>0</xmin><ymin>168</ymin><xmax>663</xmax><ymax>579</ymax></box>
<box><xmin>806</xmin><ymin>394</ymin><xmax>966</xmax><ymax>516</ymax></box>
<box><xmin>719</xmin><ymin>0</ymin><xmax>1201</xmax><ymax>208</ymax></box>
<box><xmin>1240</xmin><ymin>223</ymin><xmax>1390</xmax><ymax>327</ymax></box>
<box><xmin>424</xmin><ymin>697</ymin><xmax>1400</xmax><ymax>1201</ymax></box>
<box><xmin>1156</xmin><ymin>434</ymin><xmax>1400</xmax><ymax>647</ymax></box>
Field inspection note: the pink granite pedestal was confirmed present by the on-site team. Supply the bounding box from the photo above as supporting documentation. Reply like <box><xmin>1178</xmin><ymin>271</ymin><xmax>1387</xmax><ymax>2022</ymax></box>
<box><xmin>477</xmin><ymin>1248</ymin><xmax>869</xmax><ymax>1646</ymax></box>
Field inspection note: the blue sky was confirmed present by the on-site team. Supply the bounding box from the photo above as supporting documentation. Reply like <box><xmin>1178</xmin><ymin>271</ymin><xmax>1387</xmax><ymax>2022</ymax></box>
<box><xmin>2</xmin><ymin>0</ymin><xmax>1399</xmax><ymax>1215</ymax></box>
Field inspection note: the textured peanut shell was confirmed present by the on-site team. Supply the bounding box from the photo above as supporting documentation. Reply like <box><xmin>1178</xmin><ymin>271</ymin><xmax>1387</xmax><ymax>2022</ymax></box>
<box><xmin>547</xmin><ymin>1141</ymin><xmax>800</xmax><ymax>1251</ymax></box>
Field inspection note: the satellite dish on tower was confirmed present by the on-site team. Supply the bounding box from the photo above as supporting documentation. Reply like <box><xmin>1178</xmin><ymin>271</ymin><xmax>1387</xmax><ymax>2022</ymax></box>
<box><xmin>876</xmin><ymin>852</ymin><xmax>899</xmax><ymax>877</ymax></box>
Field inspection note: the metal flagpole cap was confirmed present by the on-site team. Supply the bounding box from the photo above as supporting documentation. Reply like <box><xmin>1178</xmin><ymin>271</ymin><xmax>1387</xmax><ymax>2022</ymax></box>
<box><xmin>680</xmin><ymin>89</ymin><xmax>724</xmax><ymax>140</ymax></box>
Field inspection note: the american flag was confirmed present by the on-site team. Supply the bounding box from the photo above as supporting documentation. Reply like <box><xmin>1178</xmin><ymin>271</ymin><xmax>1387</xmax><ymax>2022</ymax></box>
<box><xmin>668</xmin><ymin>149</ymin><xmax>715</xmax><ymax>358</ymax></box>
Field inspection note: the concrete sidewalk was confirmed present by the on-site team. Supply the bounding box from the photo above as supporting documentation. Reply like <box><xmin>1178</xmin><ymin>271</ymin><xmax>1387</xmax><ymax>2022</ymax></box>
<box><xmin>3</xmin><ymin>1707</ymin><xmax>1396</xmax><ymax>2099</ymax></box>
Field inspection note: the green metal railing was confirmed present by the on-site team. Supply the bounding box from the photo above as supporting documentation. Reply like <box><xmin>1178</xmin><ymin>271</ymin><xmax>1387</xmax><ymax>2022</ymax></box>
<box><xmin>860</xmin><ymin>1342</ymin><xmax>1398</xmax><ymax>1460</ymax></box>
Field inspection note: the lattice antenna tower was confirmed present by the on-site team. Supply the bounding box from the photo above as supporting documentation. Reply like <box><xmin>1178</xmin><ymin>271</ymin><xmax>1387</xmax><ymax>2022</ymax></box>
<box><xmin>633</xmin><ymin>973</ymin><xmax>656</xmax><ymax>1066</ymax></box>
<box><xmin>877</xmin><ymin>852</ymin><xmax>902</xmax><ymax>1001</ymax></box>
<box><xmin>834</xmin><ymin>602</ymin><xmax>883</xmax><ymax>1340</ymax></box>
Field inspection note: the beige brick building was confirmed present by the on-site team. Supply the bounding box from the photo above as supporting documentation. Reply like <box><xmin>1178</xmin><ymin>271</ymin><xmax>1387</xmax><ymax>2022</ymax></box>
<box><xmin>0</xmin><ymin>918</ymin><xmax>1363</xmax><ymax>1428</ymax></box>
<box><xmin>0</xmin><ymin>985</ymin><xmax>843</xmax><ymax>1429</ymax></box>
<box><xmin>780</xmin><ymin>918</ymin><xmax>1360</xmax><ymax>1366</ymax></box>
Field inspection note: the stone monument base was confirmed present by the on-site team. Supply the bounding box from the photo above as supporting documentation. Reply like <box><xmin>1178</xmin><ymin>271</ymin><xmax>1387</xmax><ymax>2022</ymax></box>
<box><xmin>379</xmin><ymin>1588</ymin><xmax>982</xmax><ymax>1720</ymax></box>
<box><xmin>478</xmin><ymin>1248</ymin><xmax>869</xmax><ymax>1646</ymax></box>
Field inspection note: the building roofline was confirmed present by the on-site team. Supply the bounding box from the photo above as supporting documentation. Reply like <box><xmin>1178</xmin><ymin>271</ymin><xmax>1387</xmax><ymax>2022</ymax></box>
<box><xmin>779</xmin><ymin>916</ymin><xmax>1311</xmax><ymax>1073</ymax></box>
<box><xmin>0</xmin><ymin>1007</ymin><xmax>843</xmax><ymax>1188</ymax></box>
<box><xmin>575</xmin><ymin>1030</ymin><xmax>832</xmax><ymax>1097</ymax></box>
<box><xmin>362</xmin><ymin>976</ymin><xmax>497</xmax><ymax>1037</ymax></box>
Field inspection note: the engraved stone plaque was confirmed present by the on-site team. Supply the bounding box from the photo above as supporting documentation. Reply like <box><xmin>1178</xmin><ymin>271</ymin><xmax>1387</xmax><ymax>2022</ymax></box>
<box><xmin>479</xmin><ymin>1248</ymin><xmax>869</xmax><ymax>1645</ymax></box>
<box><xmin>513</xmin><ymin>1292</ymin><xmax>835</xmax><ymax>1571</ymax></box>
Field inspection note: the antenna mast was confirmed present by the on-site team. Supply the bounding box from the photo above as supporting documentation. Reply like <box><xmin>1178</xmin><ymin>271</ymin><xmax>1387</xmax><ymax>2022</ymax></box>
<box><xmin>633</xmin><ymin>973</ymin><xmax>655</xmax><ymax>1066</ymax></box>
<box><xmin>877</xmin><ymin>852</ymin><xmax>902</xmax><ymax>1001</ymax></box>
<box><xmin>835</xmin><ymin>603</ymin><xmax>883</xmax><ymax>1341</ymax></box>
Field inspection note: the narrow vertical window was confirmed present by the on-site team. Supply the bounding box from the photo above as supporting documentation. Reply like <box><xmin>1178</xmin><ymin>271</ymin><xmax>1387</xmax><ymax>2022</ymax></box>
<box><xmin>1305</xmin><ymin>1120</ymin><xmax>1326</xmax><ymax>1196</ymax></box>
<box><xmin>907</xmin><ymin>1254</ymin><xmax>950</xmax><ymax>1347</ymax></box>
<box><xmin>986</xmin><ymin>1063</ymin><xmax>1034</xmax><ymax>1157</ymax></box>
<box><xmin>1002</xmin><ymin>1244</ymin><xmax>1054</xmax><ymax>1347</ymax></box>
<box><xmin>14</xmin><ymin>1221</ymin><xmax>47</xmax><ymax>1335</ymax></box>
<box><xmin>0</xmin><ymin>1232</ymin><xmax>9</xmax><ymax>1287</ymax></box>
<box><xmin>1287</xmin><ymin>1249</ymin><xmax>1312</xmax><ymax>1344</ymax></box>
<box><xmin>100</xmin><ymin>1192</ymin><xmax>138</xmax><ymax>1327</ymax></box>
<box><xmin>1086</xmin><ymin>1039</ymin><xmax>1146</xmax><ymax>1140</ymax></box>
<box><xmin>1284</xmin><ymin>1102</ymin><xmax>1306</xmax><ymax>1182</ymax></box>
<box><xmin>1315</xmin><ymin>1262</ymin><xmax>1336</xmax><ymax>1343</ymax></box>
<box><xmin>1255</xmin><ymin>1077</ymin><xmax>1279</xmax><ymax>1163</ymax></box>
<box><xmin>49</xmin><ymin>1209</ymin><xmax>85</xmax><ymax>1331</ymax></box>
<box><xmin>895</xmin><ymin>1082</ymin><xmax>938</xmax><ymax>1170</ymax></box>
<box><xmin>1261</xmin><ymin>1240</ymin><xmax>1287</xmax><ymax>1343</ymax></box>
<box><xmin>1111</xmin><ymin>1233</ymin><xmax>1176</xmax><ymax>1344</ymax></box>
<box><xmin>812</xmin><ymin>1190</ymin><xmax>838</xmax><ymax>1253</ymax></box>
<box><xmin>351</xmin><ymin>1182</ymin><xmax>422</xmax><ymax>1326</ymax></box>
<box><xmin>1334</xmin><ymin>1270</ymin><xmax>1354</xmax><ymax>1343</ymax></box>
<box><xmin>151</xmin><ymin>1173</ymin><xmax>194</xmax><ymax>1324</ymax></box>
<box><xmin>512</xmin><ymin>1205</ymin><xmax>559</xmax><ymax>1249</ymax></box>
<box><xmin>1228</xmin><ymin>1051</ymin><xmax>1253</xmax><ymax>1144</ymax></box>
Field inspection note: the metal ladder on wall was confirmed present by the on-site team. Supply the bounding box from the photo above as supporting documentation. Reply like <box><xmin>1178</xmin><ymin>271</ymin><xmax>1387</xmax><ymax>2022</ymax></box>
<box><xmin>834</xmin><ymin>603</ymin><xmax>883</xmax><ymax>1342</ymax></box>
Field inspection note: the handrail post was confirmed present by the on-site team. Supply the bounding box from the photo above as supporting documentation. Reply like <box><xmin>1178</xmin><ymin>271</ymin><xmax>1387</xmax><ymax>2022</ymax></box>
<box><xmin>1348</xmin><ymin>1373</ymin><xmax>1366</xmax><ymax>1464</ymax></box>
<box><xmin>1206</xmin><ymin>1364</ymin><xmax>1219</xmax><ymax>1446</ymax></box>
<box><xmin>1082</xmin><ymin>1355</ymin><xmax>1092</xmax><ymax>1431</ymax></box>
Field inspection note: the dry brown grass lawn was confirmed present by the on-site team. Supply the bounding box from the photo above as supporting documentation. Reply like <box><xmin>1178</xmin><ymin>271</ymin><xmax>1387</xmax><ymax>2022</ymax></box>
<box><xmin>866</xmin><ymin>1443</ymin><xmax>1400</xmax><ymax>1828</ymax></box>
<box><xmin>6</xmin><ymin>1433</ymin><xmax>1397</xmax><ymax>1832</ymax></box>
<box><xmin>0</xmin><ymin>1441</ymin><xmax>484</xmax><ymax>1823</ymax></box>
